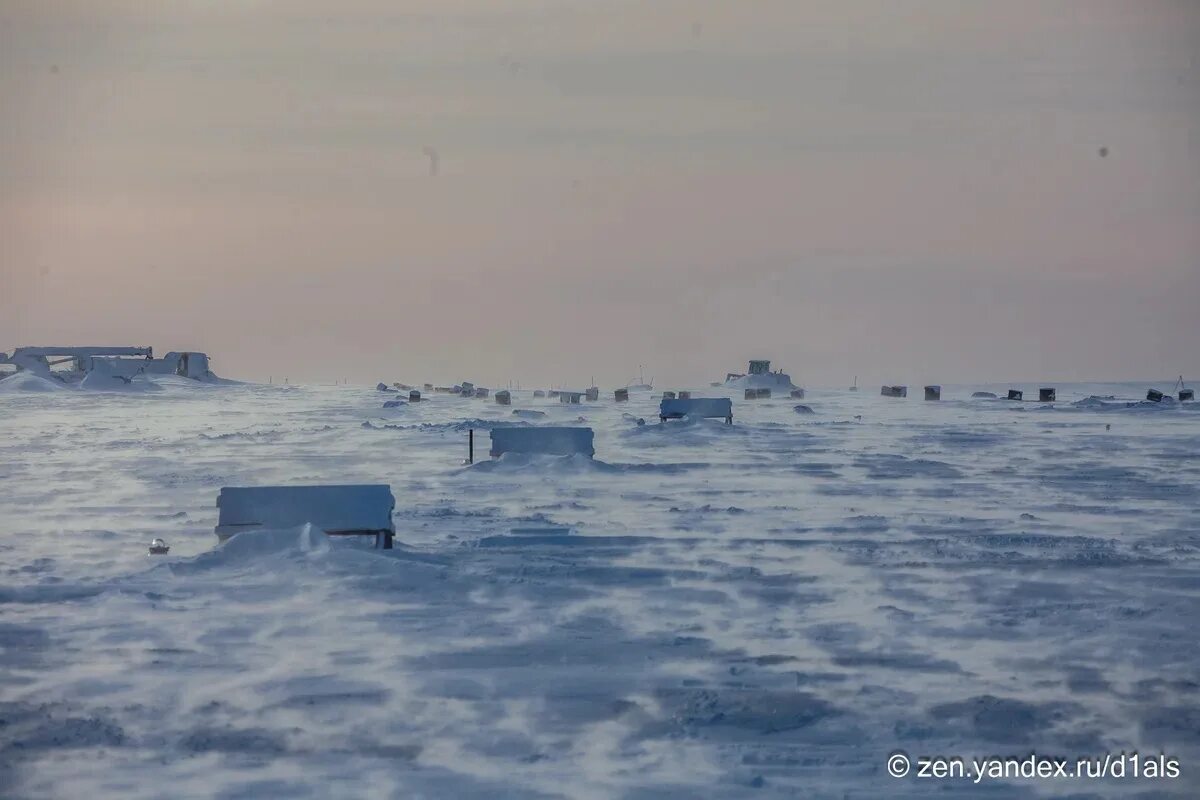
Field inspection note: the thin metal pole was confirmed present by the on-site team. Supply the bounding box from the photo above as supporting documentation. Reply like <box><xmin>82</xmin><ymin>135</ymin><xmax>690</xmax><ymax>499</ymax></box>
<box><xmin>468</xmin><ymin>428</ymin><xmax>474</xmax><ymax>464</ymax></box>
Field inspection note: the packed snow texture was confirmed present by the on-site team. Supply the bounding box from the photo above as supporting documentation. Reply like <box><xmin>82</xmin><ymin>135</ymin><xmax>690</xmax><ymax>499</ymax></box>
<box><xmin>1</xmin><ymin>378</ymin><xmax>1198</xmax><ymax>798</ymax></box>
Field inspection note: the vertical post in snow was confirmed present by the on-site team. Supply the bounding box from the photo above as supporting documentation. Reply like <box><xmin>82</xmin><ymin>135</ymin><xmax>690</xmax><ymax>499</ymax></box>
<box><xmin>468</xmin><ymin>428</ymin><xmax>474</xmax><ymax>464</ymax></box>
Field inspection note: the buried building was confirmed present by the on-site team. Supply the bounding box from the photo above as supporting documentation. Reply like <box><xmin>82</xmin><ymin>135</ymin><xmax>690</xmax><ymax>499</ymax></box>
<box><xmin>1175</xmin><ymin>376</ymin><xmax>1193</xmax><ymax>403</ymax></box>
<box><xmin>489</xmin><ymin>427</ymin><xmax>595</xmax><ymax>458</ymax></box>
<box><xmin>215</xmin><ymin>485</ymin><xmax>396</xmax><ymax>549</ymax></box>
<box><xmin>0</xmin><ymin>346</ymin><xmax>220</xmax><ymax>384</ymax></box>
<box><xmin>660</xmin><ymin>397</ymin><xmax>733</xmax><ymax>424</ymax></box>
<box><xmin>723</xmin><ymin>360</ymin><xmax>797</xmax><ymax>393</ymax></box>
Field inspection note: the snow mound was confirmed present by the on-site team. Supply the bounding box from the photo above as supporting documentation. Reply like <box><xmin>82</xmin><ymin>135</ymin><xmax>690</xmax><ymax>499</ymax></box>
<box><xmin>0</xmin><ymin>372</ymin><xmax>67</xmax><ymax>393</ymax></box>
<box><xmin>464</xmin><ymin>451</ymin><xmax>707</xmax><ymax>476</ymax></box>
<box><xmin>1073</xmin><ymin>395</ymin><xmax>1179</xmax><ymax>412</ymax></box>
<box><xmin>465</xmin><ymin>451</ymin><xmax>598</xmax><ymax>473</ymax></box>
<box><xmin>172</xmin><ymin>525</ymin><xmax>331</xmax><ymax>573</ymax></box>
<box><xmin>78</xmin><ymin>360</ymin><xmax>164</xmax><ymax>392</ymax></box>
<box><xmin>621</xmin><ymin>415</ymin><xmax>746</xmax><ymax>444</ymax></box>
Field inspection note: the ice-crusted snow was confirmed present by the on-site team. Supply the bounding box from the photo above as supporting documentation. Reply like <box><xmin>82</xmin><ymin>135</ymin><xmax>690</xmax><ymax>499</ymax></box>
<box><xmin>1</xmin><ymin>378</ymin><xmax>1198</xmax><ymax>798</ymax></box>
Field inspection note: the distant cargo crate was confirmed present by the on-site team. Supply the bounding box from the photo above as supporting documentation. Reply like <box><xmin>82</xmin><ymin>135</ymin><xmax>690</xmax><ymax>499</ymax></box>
<box><xmin>215</xmin><ymin>485</ymin><xmax>395</xmax><ymax>548</ymax></box>
<box><xmin>489</xmin><ymin>427</ymin><xmax>594</xmax><ymax>458</ymax></box>
<box><xmin>924</xmin><ymin>385</ymin><xmax>941</xmax><ymax>401</ymax></box>
<box><xmin>881</xmin><ymin>385</ymin><xmax>907</xmax><ymax>398</ymax></box>
<box><xmin>1007</xmin><ymin>389</ymin><xmax>1023</xmax><ymax>401</ymax></box>
<box><xmin>660</xmin><ymin>397</ymin><xmax>733</xmax><ymax>424</ymax></box>
<box><xmin>1039</xmin><ymin>387</ymin><xmax>1056</xmax><ymax>402</ymax></box>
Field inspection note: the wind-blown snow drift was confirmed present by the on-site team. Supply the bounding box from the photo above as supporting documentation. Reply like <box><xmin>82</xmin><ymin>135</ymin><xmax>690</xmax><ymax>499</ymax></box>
<box><xmin>1</xmin><ymin>380</ymin><xmax>1197</xmax><ymax>798</ymax></box>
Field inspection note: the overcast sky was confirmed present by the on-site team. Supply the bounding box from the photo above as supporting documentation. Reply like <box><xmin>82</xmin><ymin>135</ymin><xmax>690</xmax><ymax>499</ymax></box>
<box><xmin>2</xmin><ymin>1</ymin><xmax>1197</xmax><ymax>387</ymax></box>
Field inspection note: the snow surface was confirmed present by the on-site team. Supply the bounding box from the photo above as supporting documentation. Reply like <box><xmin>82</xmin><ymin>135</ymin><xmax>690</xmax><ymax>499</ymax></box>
<box><xmin>1</xmin><ymin>377</ymin><xmax>1198</xmax><ymax>798</ymax></box>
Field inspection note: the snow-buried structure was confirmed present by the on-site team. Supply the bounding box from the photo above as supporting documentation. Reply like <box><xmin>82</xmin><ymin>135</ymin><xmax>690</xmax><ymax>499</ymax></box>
<box><xmin>0</xmin><ymin>345</ymin><xmax>219</xmax><ymax>383</ymax></box>
<box><xmin>215</xmin><ymin>485</ymin><xmax>396</xmax><ymax>549</ymax></box>
<box><xmin>489</xmin><ymin>427</ymin><xmax>595</xmax><ymax>458</ymax></box>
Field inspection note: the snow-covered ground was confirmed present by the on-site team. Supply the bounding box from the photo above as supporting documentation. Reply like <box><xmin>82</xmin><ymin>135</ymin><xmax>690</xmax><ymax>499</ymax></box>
<box><xmin>1</xmin><ymin>378</ymin><xmax>1197</xmax><ymax>798</ymax></box>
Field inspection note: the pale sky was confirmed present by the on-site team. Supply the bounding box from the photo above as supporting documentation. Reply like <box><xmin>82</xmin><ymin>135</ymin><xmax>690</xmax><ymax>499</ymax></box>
<box><xmin>2</xmin><ymin>0</ymin><xmax>1197</xmax><ymax>387</ymax></box>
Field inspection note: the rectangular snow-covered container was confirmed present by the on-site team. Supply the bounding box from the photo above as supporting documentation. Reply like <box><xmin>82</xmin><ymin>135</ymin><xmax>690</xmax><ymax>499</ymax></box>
<box><xmin>659</xmin><ymin>397</ymin><xmax>733</xmax><ymax>423</ymax></box>
<box><xmin>489</xmin><ymin>427</ymin><xmax>594</xmax><ymax>458</ymax></box>
<box><xmin>215</xmin><ymin>485</ymin><xmax>395</xmax><ymax>544</ymax></box>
